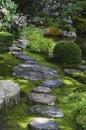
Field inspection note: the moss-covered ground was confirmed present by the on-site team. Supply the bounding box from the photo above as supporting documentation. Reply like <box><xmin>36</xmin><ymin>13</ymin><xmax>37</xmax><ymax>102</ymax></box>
<box><xmin>0</xmin><ymin>48</ymin><xmax>85</xmax><ymax>130</ymax></box>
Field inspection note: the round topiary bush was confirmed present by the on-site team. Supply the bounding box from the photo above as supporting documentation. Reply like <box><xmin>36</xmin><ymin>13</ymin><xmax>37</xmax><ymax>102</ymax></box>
<box><xmin>53</xmin><ymin>40</ymin><xmax>82</xmax><ymax>64</ymax></box>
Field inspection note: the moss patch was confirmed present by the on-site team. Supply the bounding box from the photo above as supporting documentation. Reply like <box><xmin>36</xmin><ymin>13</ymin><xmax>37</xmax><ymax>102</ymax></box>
<box><xmin>0</xmin><ymin>49</ymin><xmax>85</xmax><ymax>130</ymax></box>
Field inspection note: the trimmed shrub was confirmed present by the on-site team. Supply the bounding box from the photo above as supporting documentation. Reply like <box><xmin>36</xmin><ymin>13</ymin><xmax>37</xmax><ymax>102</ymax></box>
<box><xmin>0</xmin><ymin>32</ymin><xmax>14</xmax><ymax>47</ymax></box>
<box><xmin>23</xmin><ymin>26</ymin><xmax>55</xmax><ymax>55</ymax></box>
<box><xmin>53</xmin><ymin>40</ymin><xmax>82</xmax><ymax>64</ymax></box>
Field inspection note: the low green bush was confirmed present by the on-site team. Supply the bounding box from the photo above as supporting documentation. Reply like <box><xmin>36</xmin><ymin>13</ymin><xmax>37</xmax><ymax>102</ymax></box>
<box><xmin>0</xmin><ymin>32</ymin><xmax>14</xmax><ymax>47</ymax></box>
<box><xmin>53</xmin><ymin>40</ymin><xmax>82</xmax><ymax>64</ymax></box>
<box><xmin>23</xmin><ymin>25</ymin><xmax>55</xmax><ymax>55</ymax></box>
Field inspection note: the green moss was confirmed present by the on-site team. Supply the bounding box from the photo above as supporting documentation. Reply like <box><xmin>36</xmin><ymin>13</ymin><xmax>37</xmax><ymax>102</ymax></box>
<box><xmin>0</xmin><ymin>49</ymin><xmax>85</xmax><ymax>130</ymax></box>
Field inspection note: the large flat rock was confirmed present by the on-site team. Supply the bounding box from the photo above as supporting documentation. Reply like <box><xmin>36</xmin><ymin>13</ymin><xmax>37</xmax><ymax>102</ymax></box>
<box><xmin>28</xmin><ymin>93</ymin><xmax>56</xmax><ymax>105</ymax></box>
<box><xmin>0</xmin><ymin>80</ymin><xmax>20</xmax><ymax>109</ymax></box>
<box><xmin>13</xmin><ymin>63</ymin><xmax>59</xmax><ymax>80</ymax></box>
<box><xmin>30</xmin><ymin>105</ymin><xmax>64</xmax><ymax>118</ymax></box>
<box><xmin>29</xmin><ymin>118</ymin><xmax>60</xmax><ymax>130</ymax></box>
<box><xmin>42</xmin><ymin>79</ymin><xmax>63</xmax><ymax>88</ymax></box>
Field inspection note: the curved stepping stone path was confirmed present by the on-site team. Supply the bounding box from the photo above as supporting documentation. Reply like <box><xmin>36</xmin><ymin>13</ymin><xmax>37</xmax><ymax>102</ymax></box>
<box><xmin>29</xmin><ymin>118</ymin><xmax>60</xmax><ymax>130</ymax></box>
<box><xmin>32</xmin><ymin>86</ymin><xmax>52</xmax><ymax>93</ymax></box>
<box><xmin>30</xmin><ymin>105</ymin><xmax>64</xmax><ymax>118</ymax></box>
<box><xmin>10</xmin><ymin>36</ymin><xmax>64</xmax><ymax>129</ymax></box>
<box><xmin>42</xmin><ymin>79</ymin><xmax>63</xmax><ymax>88</ymax></box>
<box><xmin>28</xmin><ymin>93</ymin><xmax>56</xmax><ymax>105</ymax></box>
<box><xmin>0</xmin><ymin>80</ymin><xmax>20</xmax><ymax>109</ymax></box>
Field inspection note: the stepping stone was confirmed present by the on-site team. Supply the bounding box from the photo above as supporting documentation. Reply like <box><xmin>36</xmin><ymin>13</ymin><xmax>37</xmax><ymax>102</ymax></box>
<box><xmin>29</xmin><ymin>118</ymin><xmax>60</xmax><ymax>130</ymax></box>
<box><xmin>64</xmin><ymin>69</ymin><xmax>81</xmax><ymax>74</ymax></box>
<box><xmin>12</xmin><ymin>52</ymin><xmax>35</xmax><ymax>61</ymax></box>
<box><xmin>13</xmin><ymin>64</ymin><xmax>59</xmax><ymax>80</ymax></box>
<box><xmin>28</xmin><ymin>93</ymin><xmax>56</xmax><ymax>105</ymax></box>
<box><xmin>9</xmin><ymin>46</ymin><xmax>22</xmax><ymax>52</ymax></box>
<box><xmin>78</xmin><ymin>65</ymin><xmax>86</xmax><ymax>70</ymax></box>
<box><xmin>0</xmin><ymin>80</ymin><xmax>20</xmax><ymax>109</ymax></box>
<box><xmin>29</xmin><ymin>105</ymin><xmax>64</xmax><ymax>118</ymax></box>
<box><xmin>42</xmin><ymin>79</ymin><xmax>63</xmax><ymax>88</ymax></box>
<box><xmin>32</xmin><ymin>86</ymin><xmax>52</xmax><ymax>93</ymax></box>
<box><xmin>25</xmin><ymin>60</ymin><xmax>38</xmax><ymax>65</ymax></box>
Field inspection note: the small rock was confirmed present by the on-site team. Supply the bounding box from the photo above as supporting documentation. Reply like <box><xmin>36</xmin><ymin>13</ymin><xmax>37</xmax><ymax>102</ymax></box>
<box><xmin>32</xmin><ymin>86</ymin><xmax>52</xmax><ymax>93</ymax></box>
<box><xmin>78</xmin><ymin>65</ymin><xmax>86</xmax><ymax>70</ymax></box>
<box><xmin>28</xmin><ymin>93</ymin><xmax>56</xmax><ymax>105</ymax></box>
<box><xmin>42</xmin><ymin>79</ymin><xmax>63</xmax><ymax>88</ymax></box>
<box><xmin>30</xmin><ymin>105</ymin><xmax>64</xmax><ymax>118</ymax></box>
<box><xmin>29</xmin><ymin>118</ymin><xmax>60</xmax><ymax>130</ymax></box>
<box><xmin>64</xmin><ymin>69</ymin><xmax>81</xmax><ymax>74</ymax></box>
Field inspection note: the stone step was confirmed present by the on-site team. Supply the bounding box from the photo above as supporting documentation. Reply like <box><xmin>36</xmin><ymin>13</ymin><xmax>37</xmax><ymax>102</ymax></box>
<box><xmin>41</xmin><ymin>79</ymin><xmax>63</xmax><ymax>88</ymax></box>
<box><xmin>12</xmin><ymin>52</ymin><xmax>35</xmax><ymax>61</ymax></box>
<box><xmin>64</xmin><ymin>69</ymin><xmax>81</xmax><ymax>74</ymax></box>
<box><xmin>32</xmin><ymin>86</ymin><xmax>52</xmax><ymax>93</ymax></box>
<box><xmin>8</xmin><ymin>46</ymin><xmax>22</xmax><ymax>52</ymax></box>
<box><xmin>29</xmin><ymin>118</ymin><xmax>60</xmax><ymax>130</ymax></box>
<box><xmin>13</xmin><ymin>63</ymin><xmax>59</xmax><ymax>80</ymax></box>
<box><xmin>29</xmin><ymin>105</ymin><xmax>64</xmax><ymax>118</ymax></box>
<box><xmin>28</xmin><ymin>93</ymin><xmax>56</xmax><ymax>105</ymax></box>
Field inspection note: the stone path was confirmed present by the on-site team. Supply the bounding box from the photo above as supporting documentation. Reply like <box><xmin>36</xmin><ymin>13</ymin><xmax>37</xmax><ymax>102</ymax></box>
<box><xmin>9</xmin><ymin>35</ymin><xmax>64</xmax><ymax>129</ymax></box>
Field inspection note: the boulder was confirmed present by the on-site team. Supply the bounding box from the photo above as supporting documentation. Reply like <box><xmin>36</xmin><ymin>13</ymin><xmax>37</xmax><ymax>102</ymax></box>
<box><xmin>0</xmin><ymin>80</ymin><xmax>20</xmax><ymax>109</ymax></box>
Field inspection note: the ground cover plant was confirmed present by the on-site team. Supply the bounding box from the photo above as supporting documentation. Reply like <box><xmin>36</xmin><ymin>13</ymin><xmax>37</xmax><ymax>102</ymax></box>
<box><xmin>0</xmin><ymin>46</ymin><xmax>86</xmax><ymax>130</ymax></box>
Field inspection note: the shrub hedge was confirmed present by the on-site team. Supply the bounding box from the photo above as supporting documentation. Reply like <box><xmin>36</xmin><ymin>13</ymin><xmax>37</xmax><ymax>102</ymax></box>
<box><xmin>53</xmin><ymin>40</ymin><xmax>82</xmax><ymax>64</ymax></box>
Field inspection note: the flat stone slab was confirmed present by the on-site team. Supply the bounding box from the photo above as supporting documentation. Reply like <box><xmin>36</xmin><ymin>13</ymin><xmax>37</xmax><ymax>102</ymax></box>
<box><xmin>13</xmin><ymin>63</ymin><xmax>59</xmax><ymax>80</ymax></box>
<box><xmin>29</xmin><ymin>105</ymin><xmax>64</xmax><ymax>118</ymax></box>
<box><xmin>78</xmin><ymin>65</ymin><xmax>86</xmax><ymax>70</ymax></box>
<box><xmin>42</xmin><ymin>79</ymin><xmax>63</xmax><ymax>88</ymax></box>
<box><xmin>32</xmin><ymin>86</ymin><xmax>52</xmax><ymax>93</ymax></box>
<box><xmin>28</xmin><ymin>93</ymin><xmax>56</xmax><ymax>105</ymax></box>
<box><xmin>0</xmin><ymin>80</ymin><xmax>20</xmax><ymax>109</ymax></box>
<box><xmin>29</xmin><ymin>118</ymin><xmax>60</xmax><ymax>130</ymax></box>
<box><xmin>64</xmin><ymin>69</ymin><xmax>81</xmax><ymax>74</ymax></box>
<box><xmin>12</xmin><ymin>52</ymin><xmax>35</xmax><ymax>61</ymax></box>
<box><xmin>9</xmin><ymin>46</ymin><xmax>22</xmax><ymax>52</ymax></box>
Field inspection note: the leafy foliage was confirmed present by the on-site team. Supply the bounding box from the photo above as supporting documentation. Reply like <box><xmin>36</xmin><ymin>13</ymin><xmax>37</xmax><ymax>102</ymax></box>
<box><xmin>23</xmin><ymin>25</ymin><xmax>55</xmax><ymax>55</ymax></box>
<box><xmin>0</xmin><ymin>0</ymin><xmax>17</xmax><ymax>31</ymax></box>
<box><xmin>53</xmin><ymin>40</ymin><xmax>82</xmax><ymax>64</ymax></box>
<box><xmin>71</xmin><ymin>94</ymin><xmax>86</xmax><ymax>130</ymax></box>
